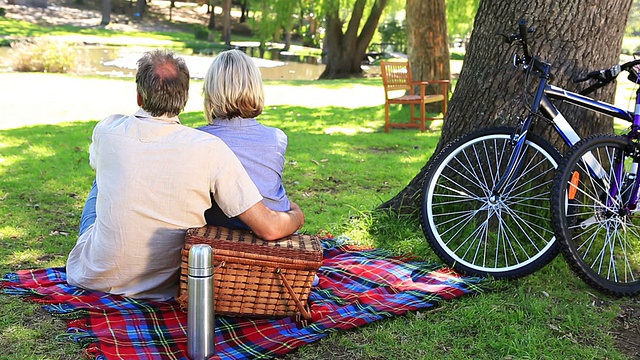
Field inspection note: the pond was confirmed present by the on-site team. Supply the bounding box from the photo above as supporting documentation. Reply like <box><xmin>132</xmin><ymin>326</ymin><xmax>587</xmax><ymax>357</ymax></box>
<box><xmin>0</xmin><ymin>45</ymin><xmax>332</xmax><ymax>80</ymax></box>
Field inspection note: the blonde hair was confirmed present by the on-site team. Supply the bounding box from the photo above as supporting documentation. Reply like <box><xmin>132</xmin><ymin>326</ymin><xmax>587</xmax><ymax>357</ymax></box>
<box><xmin>203</xmin><ymin>49</ymin><xmax>264</xmax><ymax>123</ymax></box>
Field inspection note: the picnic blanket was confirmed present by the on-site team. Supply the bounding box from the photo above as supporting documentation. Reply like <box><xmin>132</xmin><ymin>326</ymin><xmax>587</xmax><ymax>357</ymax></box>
<box><xmin>1</xmin><ymin>238</ymin><xmax>483</xmax><ymax>360</ymax></box>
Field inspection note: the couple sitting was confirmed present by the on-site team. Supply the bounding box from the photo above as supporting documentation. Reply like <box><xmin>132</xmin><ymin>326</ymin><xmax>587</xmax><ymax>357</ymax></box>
<box><xmin>66</xmin><ymin>49</ymin><xmax>303</xmax><ymax>300</ymax></box>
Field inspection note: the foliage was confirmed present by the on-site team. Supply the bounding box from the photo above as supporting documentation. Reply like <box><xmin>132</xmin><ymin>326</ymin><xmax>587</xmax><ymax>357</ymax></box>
<box><xmin>626</xmin><ymin>0</ymin><xmax>640</xmax><ymax>36</ymax></box>
<box><xmin>446</xmin><ymin>0</ymin><xmax>480</xmax><ymax>41</ymax></box>
<box><xmin>193</xmin><ymin>25</ymin><xmax>210</xmax><ymax>41</ymax></box>
<box><xmin>0</xmin><ymin>17</ymin><xmax>252</xmax><ymax>53</ymax></box>
<box><xmin>248</xmin><ymin>0</ymin><xmax>280</xmax><ymax>54</ymax></box>
<box><xmin>0</xmin><ymin>7</ymin><xmax>6</xmax><ymax>17</ymax></box>
<box><xmin>377</xmin><ymin>16</ymin><xmax>406</xmax><ymax>53</ymax></box>
<box><xmin>9</xmin><ymin>37</ymin><xmax>76</xmax><ymax>73</ymax></box>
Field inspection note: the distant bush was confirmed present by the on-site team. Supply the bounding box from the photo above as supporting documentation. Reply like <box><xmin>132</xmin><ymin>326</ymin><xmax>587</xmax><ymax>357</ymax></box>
<box><xmin>194</xmin><ymin>25</ymin><xmax>210</xmax><ymax>41</ymax></box>
<box><xmin>10</xmin><ymin>37</ymin><xmax>76</xmax><ymax>73</ymax></box>
<box><xmin>450</xmin><ymin>51</ymin><xmax>465</xmax><ymax>61</ymax></box>
<box><xmin>378</xmin><ymin>19</ymin><xmax>407</xmax><ymax>54</ymax></box>
<box><xmin>0</xmin><ymin>8</ymin><xmax>6</xmax><ymax>17</ymax></box>
<box><xmin>621</xmin><ymin>36</ymin><xmax>640</xmax><ymax>56</ymax></box>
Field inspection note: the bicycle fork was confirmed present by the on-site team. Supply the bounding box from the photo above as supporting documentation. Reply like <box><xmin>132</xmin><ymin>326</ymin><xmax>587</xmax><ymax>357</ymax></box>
<box><xmin>492</xmin><ymin>63</ymin><xmax>553</xmax><ymax>197</ymax></box>
<box><xmin>613</xmin><ymin>105</ymin><xmax>640</xmax><ymax>212</ymax></box>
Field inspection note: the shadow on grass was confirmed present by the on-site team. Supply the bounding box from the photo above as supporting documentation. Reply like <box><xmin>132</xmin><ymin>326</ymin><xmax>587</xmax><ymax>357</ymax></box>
<box><xmin>0</xmin><ymin>105</ymin><xmax>440</xmax><ymax>272</ymax></box>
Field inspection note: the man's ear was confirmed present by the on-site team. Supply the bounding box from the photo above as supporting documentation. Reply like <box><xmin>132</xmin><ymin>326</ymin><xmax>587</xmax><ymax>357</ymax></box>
<box><xmin>137</xmin><ymin>92</ymin><xmax>143</xmax><ymax>107</ymax></box>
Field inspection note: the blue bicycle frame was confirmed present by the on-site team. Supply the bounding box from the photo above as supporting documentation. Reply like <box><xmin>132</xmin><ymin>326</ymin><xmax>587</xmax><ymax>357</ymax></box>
<box><xmin>491</xmin><ymin>54</ymin><xmax>639</xmax><ymax>208</ymax></box>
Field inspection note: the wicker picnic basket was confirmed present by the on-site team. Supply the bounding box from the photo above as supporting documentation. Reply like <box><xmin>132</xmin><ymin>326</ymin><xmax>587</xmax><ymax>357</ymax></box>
<box><xmin>178</xmin><ymin>226</ymin><xmax>322</xmax><ymax>320</ymax></box>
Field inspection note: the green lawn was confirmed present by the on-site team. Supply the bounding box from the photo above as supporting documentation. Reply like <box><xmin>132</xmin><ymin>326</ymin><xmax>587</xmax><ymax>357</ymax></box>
<box><xmin>0</xmin><ymin>17</ymin><xmax>637</xmax><ymax>360</ymax></box>
<box><xmin>0</xmin><ymin>79</ymin><xmax>634</xmax><ymax>359</ymax></box>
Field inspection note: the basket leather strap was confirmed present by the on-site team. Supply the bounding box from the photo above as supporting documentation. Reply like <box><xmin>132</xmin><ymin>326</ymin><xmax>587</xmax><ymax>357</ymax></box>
<box><xmin>277</xmin><ymin>269</ymin><xmax>312</xmax><ymax>320</ymax></box>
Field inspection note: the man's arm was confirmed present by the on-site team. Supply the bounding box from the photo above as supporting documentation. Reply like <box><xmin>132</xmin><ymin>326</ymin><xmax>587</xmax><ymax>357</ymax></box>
<box><xmin>238</xmin><ymin>201</ymin><xmax>305</xmax><ymax>240</ymax></box>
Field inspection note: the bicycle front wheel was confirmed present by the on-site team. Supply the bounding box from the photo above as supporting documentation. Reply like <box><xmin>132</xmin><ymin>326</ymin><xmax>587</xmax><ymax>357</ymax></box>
<box><xmin>421</xmin><ymin>127</ymin><xmax>561</xmax><ymax>278</ymax></box>
<box><xmin>551</xmin><ymin>135</ymin><xmax>640</xmax><ymax>296</ymax></box>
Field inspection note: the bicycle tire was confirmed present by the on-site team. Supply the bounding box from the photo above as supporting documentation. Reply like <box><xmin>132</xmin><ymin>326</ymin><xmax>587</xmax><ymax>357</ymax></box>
<box><xmin>551</xmin><ymin>134</ymin><xmax>640</xmax><ymax>296</ymax></box>
<box><xmin>421</xmin><ymin>127</ymin><xmax>561</xmax><ymax>278</ymax></box>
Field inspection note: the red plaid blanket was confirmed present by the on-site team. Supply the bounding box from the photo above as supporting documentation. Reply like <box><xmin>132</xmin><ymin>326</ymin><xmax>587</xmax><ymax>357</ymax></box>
<box><xmin>1</xmin><ymin>239</ymin><xmax>483</xmax><ymax>359</ymax></box>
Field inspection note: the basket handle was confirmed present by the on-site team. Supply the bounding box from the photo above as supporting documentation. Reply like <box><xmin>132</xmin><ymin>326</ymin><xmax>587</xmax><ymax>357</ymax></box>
<box><xmin>277</xmin><ymin>269</ymin><xmax>312</xmax><ymax>320</ymax></box>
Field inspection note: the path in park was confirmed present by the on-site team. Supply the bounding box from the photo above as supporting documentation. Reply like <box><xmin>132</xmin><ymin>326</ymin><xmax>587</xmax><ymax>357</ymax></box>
<box><xmin>0</xmin><ymin>0</ymin><xmax>385</xmax><ymax>130</ymax></box>
<box><xmin>0</xmin><ymin>73</ymin><xmax>384</xmax><ymax>130</ymax></box>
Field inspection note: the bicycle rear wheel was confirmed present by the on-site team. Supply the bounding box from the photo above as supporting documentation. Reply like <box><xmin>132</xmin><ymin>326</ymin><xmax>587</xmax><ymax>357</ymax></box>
<box><xmin>551</xmin><ymin>135</ymin><xmax>640</xmax><ymax>296</ymax></box>
<box><xmin>421</xmin><ymin>127</ymin><xmax>561</xmax><ymax>278</ymax></box>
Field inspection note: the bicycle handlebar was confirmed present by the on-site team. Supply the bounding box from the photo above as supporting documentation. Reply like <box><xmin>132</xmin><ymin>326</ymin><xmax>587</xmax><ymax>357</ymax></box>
<box><xmin>518</xmin><ymin>19</ymin><xmax>530</xmax><ymax>60</ymax></box>
<box><xmin>575</xmin><ymin>59</ymin><xmax>640</xmax><ymax>95</ymax></box>
<box><xmin>502</xmin><ymin>19</ymin><xmax>640</xmax><ymax>95</ymax></box>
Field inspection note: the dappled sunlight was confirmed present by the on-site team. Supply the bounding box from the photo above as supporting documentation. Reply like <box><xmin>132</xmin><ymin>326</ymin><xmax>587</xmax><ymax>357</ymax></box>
<box><xmin>324</xmin><ymin>126</ymin><xmax>376</xmax><ymax>135</ymax></box>
<box><xmin>0</xmin><ymin>226</ymin><xmax>27</xmax><ymax>240</ymax></box>
<box><xmin>265</xmin><ymin>84</ymin><xmax>385</xmax><ymax>109</ymax></box>
<box><xmin>26</xmin><ymin>144</ymin><xmax>57</xmax><ymax>158</ymax></box>
<box><xmin>5</xmin><ymin>249</ymin><xmax>45</xmax><ymax>267</ymax></box>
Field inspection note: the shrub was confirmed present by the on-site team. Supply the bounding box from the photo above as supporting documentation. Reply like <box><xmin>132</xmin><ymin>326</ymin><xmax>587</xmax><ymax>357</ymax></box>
<box><xmin>0</xmin><ymin>8</ymin><xmax>6</xmax><ymax>17</ymax></box>
<box><xmin>194</xmin><ymin>25</ymin><xmax>210</xmax><ymax>41</ymax></box>
<box><xmin>378</xmin><ymin>19</ymin><xmax>407</xmax><ymax>54</ymax></box>
<box><xmin>10</xmin><ymin>37</ymin><xmax>76</xmax><ymax>73</ymax></box>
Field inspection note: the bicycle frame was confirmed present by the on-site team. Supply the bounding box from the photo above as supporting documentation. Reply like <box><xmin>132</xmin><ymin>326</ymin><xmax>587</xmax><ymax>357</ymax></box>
<box><xmin>491</xmin><ymin>56</ymin><xmax>637</xmax><ymax>201</ymax></box>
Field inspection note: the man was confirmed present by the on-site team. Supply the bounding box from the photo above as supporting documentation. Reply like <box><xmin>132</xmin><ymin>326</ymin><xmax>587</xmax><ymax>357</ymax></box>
<box><xmin>66</xmin><ymin>49</ymin><xmax>304</xmax><ymax>301</ymax></box>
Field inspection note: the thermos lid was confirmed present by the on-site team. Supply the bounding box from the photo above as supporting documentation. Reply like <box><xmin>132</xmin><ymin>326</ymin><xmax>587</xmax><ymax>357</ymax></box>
<box><xmin>188</xmin><ymin>244</ymin><xmax>214</xmax><ymax>277</ymax></box>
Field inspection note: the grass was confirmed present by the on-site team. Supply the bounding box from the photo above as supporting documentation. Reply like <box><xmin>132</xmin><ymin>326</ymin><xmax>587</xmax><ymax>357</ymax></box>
<box><xmin>0</xmin><ymin>79</ymin><xmax>634</xmax><ymax>359</ymax></box>
<box><xmin>0</xmin><ymin>16</ymin><xmax>638</xmax><ymax>360</ymax></box>
<box><xmin>0</xmin><ymin>17</ymin><xmax>216</xmax><ymax>48</ymax></box>
<box><xmin>0</xmin><ymin>17</ymin><xmax>319</xmax><ymax>55</ymax></box>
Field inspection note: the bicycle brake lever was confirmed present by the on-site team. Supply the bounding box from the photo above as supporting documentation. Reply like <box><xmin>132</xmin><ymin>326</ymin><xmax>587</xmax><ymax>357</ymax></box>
<box><xmin>497</xmin><ymin>30</ymin><xmax>520</xmax><ymax>44</ymax></box>
<box><xmin>575</xmin><ymin>65</ymin><xmax>621</xmax><ymax>83</ymax></box>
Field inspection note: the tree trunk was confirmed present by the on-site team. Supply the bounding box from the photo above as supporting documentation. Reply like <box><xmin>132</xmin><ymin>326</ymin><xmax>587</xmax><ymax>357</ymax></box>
<box><xmin>406</xmin><ymin>0</ymin><xmax>451</xmax><ymax>114</ymax></box>
<box><xmin>207</xmin><ymin>5</ymin><xmax>216</xmax><ymax>30</ymax></box>
<box><xmin>100</xmin><ymin>0</ymin><xmax>111</xmax><ymax>25</ymax></box>
<box><xmin>380</xmin><ymin>0</ymin><xmax>633</xmax><ymax>213</ymax></box>
<box><xmin>135</xmin><ymin>0</ymin><xmax>145</xmax><ymax>19</ymax></box>
<box><xmin>222</xmin><ymin>0</ymin><xmax>232</xmax><ymax>46</ymax></box>
<box><xmin>240</xmin><ymin>0</ymin><xmax>248</xmax><ymax>23</ymax></box>
<box><xmin>319</xmin><ymin>0</ymin><xmax>387</xmax><ymax>79</ymax></box>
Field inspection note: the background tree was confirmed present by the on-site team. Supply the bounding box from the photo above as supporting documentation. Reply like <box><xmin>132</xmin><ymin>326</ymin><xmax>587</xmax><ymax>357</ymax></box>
<box><xmin>135</xmin><ymin>0</ymin><xmax>145</xmax><ymax>20</ymax></box>
<box><xmin>380</xmin><ymin>0</ymin><xmax>634</xmax><ymax>212</ymax></box>
<box><xmin>207</xmin><ymin>0</ymin><xmax>218</xmax><ymax>30</ymax></box>
<box><xmin>301</xmin><ymin>1</ymin><xmax>322</xmax><ymax>47</ymax></box>
<box><xmin>406</xmin><ymin>0</ymin><xmax>450</xmax><ymax>111</ymax></box>
<box><xmin>222</xmin><ymin>0</ymin><xmax>232</xmax><ymax>46</ymax></box>
<box><xmin>319</xmin><ymin>0</ymin><xmax>388</xmax><ymax>79</ymax></box>
<box><xmin>100</xmin><ymin>0</ymin><xmax>110</xmax><ymax>26</ymax></box>
<box><xmin>446</xmin><ymin>0</ymin><xmax>480</xmax><ymax>44</ymax></box>
<box><xmin>251</xmin><ymin>0</ymin><xmax>299</xmax><ymax>52</ymax></box>
<box><xmin>252</xmin><ymin>0</ymin><xmax>277</xmax><ymax>57</ymax></box>
<box><xmin>239</xmin><ymin>0</ymin><xmax>249</xmax><ymax>23</ymax></box>
<box><xmin>275</xmin><ymin>0</ymin><xmax>298</xmax><ymax>51</ymax></box>
<box><xmin>627</xmin><ymin>0</ymin><xmax>640</xmax><ymax>36</ymax></box>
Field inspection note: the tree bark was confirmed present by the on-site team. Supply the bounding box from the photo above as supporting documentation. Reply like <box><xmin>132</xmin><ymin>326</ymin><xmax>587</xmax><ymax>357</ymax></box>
<box><xmin>406</xmin><ymin>0</ymin><xmax>451</xmax><ymax>114</ymax></box>
<box><xmin>240</xmin><ymin>0</ymin><xmax>248</xmax><ymax>23</ymax></box>
<box><xmin>222</xmin><ymin>0</ymin><xmax>232</xmax><ymax>46</ymax></box>
<box><xmin>319</xmin><ymin>0</ymin><xmax>387</xmax><ymax>79</ymax></box>
<box><xmin>100</xmin><ymin>0</ymin><xmax>111</xmax><ymax>25</ymax></box>
<box><xmin>380</xmin><ymin>0</ymin><xmax>633</xmax><ymax>213</ymax></box>
<box><xmin>135</xmin><ymin>0</ymin><xmax>145</xmax><ymax>19</ymax></box>
<box><xmin>207</xmin><ymin>4</ymin><xmax>216</xmax><ymax>30</ymax></box>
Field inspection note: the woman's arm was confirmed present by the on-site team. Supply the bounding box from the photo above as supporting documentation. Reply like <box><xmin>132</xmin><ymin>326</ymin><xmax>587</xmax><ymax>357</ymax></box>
<box><xmin>237</xmin><ymin>201</ymin><xmax>304</xmax><ymax>240</ymax></box>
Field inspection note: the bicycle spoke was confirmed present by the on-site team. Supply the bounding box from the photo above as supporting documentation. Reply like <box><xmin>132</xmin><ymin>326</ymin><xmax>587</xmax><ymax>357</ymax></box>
<box><xmin>423</xmin><ymin>131</ymin><xmax>560</xmax><ymax>278</ymax></box>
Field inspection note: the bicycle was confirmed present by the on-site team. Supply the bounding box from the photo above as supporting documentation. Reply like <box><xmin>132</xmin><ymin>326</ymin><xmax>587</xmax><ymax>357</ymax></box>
<box><xmin>550</xmin><ymin>80</ymin><xmax>640</xmax><ymax>295</ymax></box>
<box><xmin>420</xmin><ymin>19</ymin><xmax>638</xmax><ymax>280</ymax></box>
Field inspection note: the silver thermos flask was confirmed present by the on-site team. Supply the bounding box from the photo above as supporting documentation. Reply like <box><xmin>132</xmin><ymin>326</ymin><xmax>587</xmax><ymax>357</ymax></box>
<box><xmin>187</xmin><ymin>244</ymin><xmax>215</xmax><ymax>360</ymax></box>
